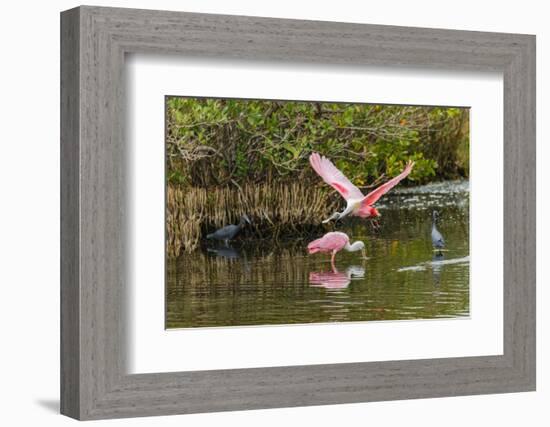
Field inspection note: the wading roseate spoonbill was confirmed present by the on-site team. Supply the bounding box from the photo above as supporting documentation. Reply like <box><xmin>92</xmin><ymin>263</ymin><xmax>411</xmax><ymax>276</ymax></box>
<box><xmin>307</xmin><ymin>231</ymin><xmax>366</xmax><ymax>267</ymax></box>
<box><xmin>309</xmin><ymin>152</ymin><xmax>414</xmax><ymax>223</ymax></box>
<box><xmin>206</xmin><ymin>214</ymin><xmax>251</xmax><ymax>245</ymax></box>
<box><xmin>431</xmin><ymin>211</ymin><xmax>445</xmax><ymax>254</ymax></box>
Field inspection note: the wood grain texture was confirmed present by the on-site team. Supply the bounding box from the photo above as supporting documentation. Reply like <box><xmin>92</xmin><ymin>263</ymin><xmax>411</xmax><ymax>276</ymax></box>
<box><xmin>60</xmin><ymin>7</ymin><xmax>80</xmax><ymax>419</ymax></box>
<box><xmin>60</xmin><ymin>5</ymin><xmax>536</xmax><ymax>420</ymax></box>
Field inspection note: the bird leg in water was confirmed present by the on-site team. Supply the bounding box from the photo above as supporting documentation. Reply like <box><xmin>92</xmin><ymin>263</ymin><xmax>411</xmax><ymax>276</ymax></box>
<box><xmin>322</xmin><ymin>211</ymin><xmax>340</xmax><ymax>224</ymax></box>
<box><xmin>370</xmin><ymin>219</ymin><xmax>381</xmax><ymax>232</ymax></box>
<box><xmin>330</xmin><ymin>250</ymin><xmax>337</xmax><ymax>270</ymax></box>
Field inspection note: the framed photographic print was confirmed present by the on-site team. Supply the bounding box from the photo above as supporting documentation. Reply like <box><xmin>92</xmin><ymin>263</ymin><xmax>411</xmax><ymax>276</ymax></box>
<box><xmin>61</xmin><ymin>5</ymin><xmax>535</xmax><ymax>420</ymax></box>
<box><xmin>164</xmin><ymin>96</ymin><xmax>469</xmax><ymax>329</ymax></box>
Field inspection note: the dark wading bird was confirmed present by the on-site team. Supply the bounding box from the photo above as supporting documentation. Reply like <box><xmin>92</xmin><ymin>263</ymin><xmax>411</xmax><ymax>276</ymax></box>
<box><xmin>309</xmin><ymin>152</ymin><xmax>414</xmax><ymax>224</ymax></box>
<box><xmin>431</xmin><ymin>211</ymin><xmax>445</xmax><ymax>255</ymax></box>
<box><xmin>206</xmin><ymin>214</ymin><xmax>251</xmax><ymax>245</ymax></box>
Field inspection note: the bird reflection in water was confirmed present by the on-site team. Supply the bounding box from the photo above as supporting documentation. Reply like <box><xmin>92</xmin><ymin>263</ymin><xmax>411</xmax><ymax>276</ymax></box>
<box><xmin>206</xmin><ymin>245</ymin><xmax>241</xmax><ymax>260</ymax></box>
<box><xmin>431</xmin><ymin>252</ymin><xmax>445</xmax><ymax>287</ymax></box>
<box><xmin>309</xmin><ymin>265</ymin><xmax>365</xmax><ymax>290</ymax></box>
<box><xmin>206</xmin><ymin>244</ymin><xmax>251</xmax><ymax>272</ymax></box>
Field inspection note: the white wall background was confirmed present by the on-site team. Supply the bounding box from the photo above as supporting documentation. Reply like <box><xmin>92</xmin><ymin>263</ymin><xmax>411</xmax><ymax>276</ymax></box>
<box><xmin>0</xmin><ymin>0</ymin><xmax>546</xmax><ymax>425</ymax></box>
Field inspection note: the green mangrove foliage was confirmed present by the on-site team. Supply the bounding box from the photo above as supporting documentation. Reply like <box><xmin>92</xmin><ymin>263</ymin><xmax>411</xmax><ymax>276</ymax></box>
<box><xmin>166</xmin><ymin>98</ymin><xmax>469</xmax><ymax>188</ymax></box>
<box><xmin>166</xmin><ymin>97</ymin><xmax>469</xmax><ymax>255</ymax></box>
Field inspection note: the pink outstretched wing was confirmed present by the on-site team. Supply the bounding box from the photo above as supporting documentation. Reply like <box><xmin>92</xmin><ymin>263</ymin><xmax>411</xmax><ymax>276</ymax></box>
<box><xmin>307</xmin><ymin>232</ymin><xmax>349</xmax><ymax>253</ymax></box>
<box><xmin>361</xmin><ymin>160</ymin><xmax>415</xmax><ymax>206</ymax></box>
<box><xmin>309</xmin><ymin>153</ymin><xmax>364</xmax><ymax>201</ymax></box>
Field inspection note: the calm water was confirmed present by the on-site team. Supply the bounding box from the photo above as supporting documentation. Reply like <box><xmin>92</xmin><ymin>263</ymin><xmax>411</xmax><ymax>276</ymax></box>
<box><xmin>166</xmin><ymin>180</ymin><xmax>470</xmax><ymax>328</ymax></box>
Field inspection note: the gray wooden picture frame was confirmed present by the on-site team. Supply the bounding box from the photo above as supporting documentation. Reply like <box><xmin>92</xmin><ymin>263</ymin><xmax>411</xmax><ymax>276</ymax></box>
<box><xmin>60</xmin><ymin>5</ymin><xmax>536</xmax><ymax>420</ymax></box>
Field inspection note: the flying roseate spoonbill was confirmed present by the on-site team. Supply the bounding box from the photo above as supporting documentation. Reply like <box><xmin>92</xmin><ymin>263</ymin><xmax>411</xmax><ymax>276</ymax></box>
<box><xmin>431</xmin><ymin>211</ymin><xmax>445</xmax><ymax>254</ymax></box>
<box><xmin>307</xmin><ymin>231</ymin><xmax>366</xmax><ymax>266</ymax></box>
<box><xmin>206</xmin><ymin>214</ymin><xmax>251</xmax><ymax>245</ymax></box>
<box><xmin>309</xmin><ymin>152</ymin><xmax>414</xmax><ymax>223</ymax></box>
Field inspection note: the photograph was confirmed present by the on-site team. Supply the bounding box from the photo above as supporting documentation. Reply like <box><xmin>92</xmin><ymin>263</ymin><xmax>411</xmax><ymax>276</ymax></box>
<box><xmin>165</xmin><ymin>97</ymin><xmax>470</xmax><ymax>329</ymax></box>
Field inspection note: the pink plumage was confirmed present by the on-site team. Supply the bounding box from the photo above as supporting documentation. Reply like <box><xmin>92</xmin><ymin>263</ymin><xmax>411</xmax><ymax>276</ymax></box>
<box><xmin>309</xmin><ymin>153</ymin><xmax>364</xmax><ymax>201</ymax></box>
<box><xmin>307</xmin><ymin>232</ymin><xmax>349</xmax><ymax>254</ymax></box>
<box><xmin>307</xmin><ymin>231</ymin><xmax>365</xmax><ymax>266</ymax></box>
<box><xmin>309</xmin><ymin>152</ymin><xmax>414</xmax><ymax>220</ymax></box>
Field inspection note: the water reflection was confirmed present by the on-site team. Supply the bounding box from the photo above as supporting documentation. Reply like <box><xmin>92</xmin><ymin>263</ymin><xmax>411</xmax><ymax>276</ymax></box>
<box><xmin>397</xmin><ymin>256</ymin><xmax>470</xmax><ymax>272</ymax></box>
<box><xmin>166</xmin><ymin>180</ymin><xmax>470</xmax><ymax>328</ymax></box>
<box><xmin>309</xmin><ymin>265</ymin><xmax>365</xmax><ymax>290</ymax></box>
<box><xmin>432</xmin><ymin>252</ymin><xmax>445</xmax><ymax>286</ymax></box>
<box><xmin>207</xmin><ymin>245</ymin><xmax>241</xmax><ymax>260</ymax></box>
